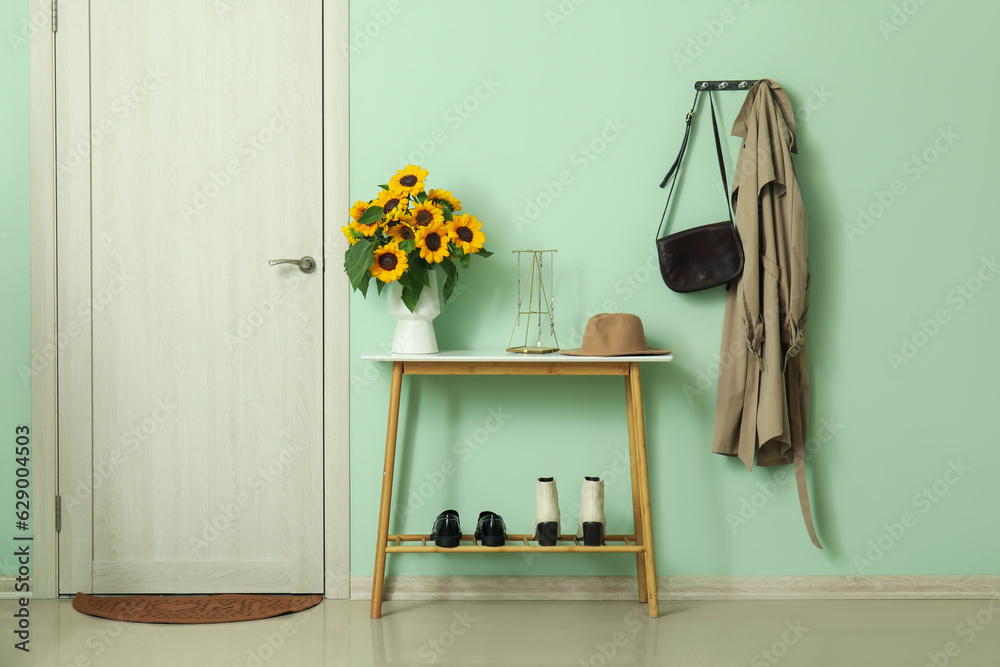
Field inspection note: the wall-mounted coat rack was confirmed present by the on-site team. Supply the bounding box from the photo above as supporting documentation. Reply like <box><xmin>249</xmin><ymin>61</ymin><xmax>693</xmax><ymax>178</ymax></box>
<box><xmin>694</xmin><ymin>80</ymin><xmax>759</xmax><ymax>91</ymax></box>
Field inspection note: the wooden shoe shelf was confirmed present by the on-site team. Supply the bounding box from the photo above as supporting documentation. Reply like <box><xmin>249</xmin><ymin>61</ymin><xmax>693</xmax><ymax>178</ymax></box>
<box><xmin>384</xmin><ymin>533</ymin><xmax>644</xmax><ymax>553</ymax></box>
<box><xmin>362</xmin><ymin>351</ymin><xmax>673</xmax><ymax>619</ymax></box>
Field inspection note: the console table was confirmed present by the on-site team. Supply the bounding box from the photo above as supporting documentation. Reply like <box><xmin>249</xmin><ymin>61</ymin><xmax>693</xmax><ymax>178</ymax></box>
<box><xmin>362</xmin><ymin>350</ymin><xmax>672</xmax><ymax>619</ymax></box>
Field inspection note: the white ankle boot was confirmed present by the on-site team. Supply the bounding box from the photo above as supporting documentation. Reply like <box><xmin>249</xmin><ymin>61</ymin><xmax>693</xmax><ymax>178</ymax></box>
<box><xmin>576</xmin><ymin>476</ymin><xmax>606</xmax><ymax>546</ymax></box>
<box><xmin>533</xmin><ymin>477</ymin><xmax>560</xmax><ymax>546</ymax></box>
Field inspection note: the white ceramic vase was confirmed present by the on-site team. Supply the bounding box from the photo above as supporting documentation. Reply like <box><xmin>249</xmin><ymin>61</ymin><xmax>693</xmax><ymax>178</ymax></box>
<box><xmin>389</xmin><ymin>271</ymin><xmax>440</xmax><ymax>354</ymax></box>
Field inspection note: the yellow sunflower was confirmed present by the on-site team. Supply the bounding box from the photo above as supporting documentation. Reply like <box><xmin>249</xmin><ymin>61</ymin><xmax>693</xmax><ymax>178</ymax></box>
<box><xmin>370</xmin><ymin>242</ymin><xmax>409</xmax><ymax>283</ymax></box>
<box><xmin>389</xmin><ymin>221</ymin><xmax>417</xmax><ymax>244</ymax></box>
<box><xmin>410</xmin><ymin>201</ymin><xmax>444</xmax><ymax>228</ymax></box>
<box><xmin>388</xmin><ymin>164</ymin><xmax>428</xmax><ymax>196</ymax></box>
<box><xmin>428</xmin><ymin>188</ymin><xmax>462</xmax><ymax>212</ymax></box>
<box><xmin>349</xmin><ymin>200</ymin><xmax>370</xmax><ymax>221</ymax></box>
<box><xmin>342</xmin><ymin>223</ymin><xmax>363</xmax><ymax>246</ymax></box>
<box><xmin>448</xmin><ymin>214</ymin><xmax>486</xmax><ymax>254</ymax></box>
<box><xmin>415</xmin><ymin>221</ymin><xmax>454</xmax><ymax>264</ymax></box>
<box><xmin>353</xmin><ymin>215</ymin><xmax>382</xmax><ymax>236</ymax></box>
<box><xmin>375</xmin><ymin>189</ymin><xmax>408</xmax><ymax>222</ymax></box>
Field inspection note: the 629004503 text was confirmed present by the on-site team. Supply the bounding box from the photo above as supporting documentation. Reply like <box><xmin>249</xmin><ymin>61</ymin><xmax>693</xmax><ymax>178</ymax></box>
<box><xmin>13</xmin><ymin>425</ymin><xmax>32</xmax><ymax>652</ymax></box>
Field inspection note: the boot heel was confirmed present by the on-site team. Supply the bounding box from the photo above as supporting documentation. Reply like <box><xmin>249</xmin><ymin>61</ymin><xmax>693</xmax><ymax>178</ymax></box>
<box><xmin>536</xmin><ymin>521</ymin><xmax>559</xmax><ymax>546</ymax></box>
<box><xmin>582</xmin><ymin>522</ymin><xmax>603</xmax><ymax>547</ymax></box>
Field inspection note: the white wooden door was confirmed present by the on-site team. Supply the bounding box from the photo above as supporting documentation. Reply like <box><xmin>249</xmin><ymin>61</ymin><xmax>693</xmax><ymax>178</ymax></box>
<box><xmin>87</xmin><ymin>0</ymin><xmax>323</xmax><ymax>593</ymax></box>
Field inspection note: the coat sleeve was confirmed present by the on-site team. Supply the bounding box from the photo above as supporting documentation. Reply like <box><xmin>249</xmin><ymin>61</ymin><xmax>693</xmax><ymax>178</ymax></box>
<box><xmin>781</xmin><ymin>139</ymin><xmax>809</xmax><ymax>369</ymax></box>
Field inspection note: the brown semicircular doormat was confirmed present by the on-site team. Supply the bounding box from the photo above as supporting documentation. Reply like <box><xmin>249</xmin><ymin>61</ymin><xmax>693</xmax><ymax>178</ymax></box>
<box><xmin>72</xmin><ymin>593</ymin><xmax>323</xmax><ymax>624</ymax></box>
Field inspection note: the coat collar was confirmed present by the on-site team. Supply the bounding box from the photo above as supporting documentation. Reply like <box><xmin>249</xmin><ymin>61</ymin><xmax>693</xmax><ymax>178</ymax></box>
<box><xmin>731</xmin><ymin>79</ymin><xmax>797</xmax><ymax>154</ymax></box>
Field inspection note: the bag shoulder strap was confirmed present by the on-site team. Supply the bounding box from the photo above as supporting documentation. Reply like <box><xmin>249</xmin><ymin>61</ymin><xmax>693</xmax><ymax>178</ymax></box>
<box><xmin>708</xmin><ymin>92</ymin><xmax>734</xmax><ymax>223</ymax></box>
<box><xmin>657</xmin><ymin>90</ymin><xmax>734</xmax><ymax>239</ymax></box>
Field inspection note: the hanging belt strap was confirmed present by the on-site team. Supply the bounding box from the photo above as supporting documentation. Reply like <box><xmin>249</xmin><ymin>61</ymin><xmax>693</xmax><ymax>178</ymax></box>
<box><xmin>794</xmin><ymin>441</ymin><xmax>822</xmax><ymax>549</ymax></box>
<box><xmin>657</xmin><ymin>90</ymin><xmax>734</xmax><ymax>239</ymax></box>
<box><xmin>658</xmin><ymin>90</ymin><xmax>700</xmax><ymax>189</ymax></box>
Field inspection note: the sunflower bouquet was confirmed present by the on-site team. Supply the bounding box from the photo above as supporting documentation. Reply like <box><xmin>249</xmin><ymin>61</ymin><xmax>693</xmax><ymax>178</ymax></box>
<box><xmin>342</xmin><ymin>165</ymin><xmax>493</xmax><ymax>311</ymax></box>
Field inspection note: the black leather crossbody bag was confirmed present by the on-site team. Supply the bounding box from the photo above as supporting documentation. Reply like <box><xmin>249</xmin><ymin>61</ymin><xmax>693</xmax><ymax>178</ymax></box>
<box><xmin>656</xmin><ymin>90</ymin><xmax>744</xmax><ymax>293</ymax></box>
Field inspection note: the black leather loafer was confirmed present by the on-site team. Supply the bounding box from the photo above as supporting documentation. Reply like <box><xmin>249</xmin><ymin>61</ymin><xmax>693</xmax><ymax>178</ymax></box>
<box><xmin>475</xmin><ymin>511</ymin><xmax>507</xmax><ymax>547</ymax></box>
<box><xmin>430</xmin><ymin>509</ymin><xmax>462</xmax><ymax>548</ymax></box>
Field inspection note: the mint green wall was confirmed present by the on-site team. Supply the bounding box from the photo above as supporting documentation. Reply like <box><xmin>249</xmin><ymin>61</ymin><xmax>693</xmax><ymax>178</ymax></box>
<box><xmin>2</xmin><ymin>1</ymin><xmax>995</xmax><ymax>582</ymax></box>
<box><xmin>1</xmin><ymin>0</ymin><xmax>31</xmax><ymax>576</ymax></box>
<box><xmin>350</xmin><ymin>1</ymin><xmax>1000</xmax><ymax>577</ymax></box>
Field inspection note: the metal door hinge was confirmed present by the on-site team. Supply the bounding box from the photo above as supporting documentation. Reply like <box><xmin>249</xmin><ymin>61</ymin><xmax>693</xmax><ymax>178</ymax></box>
<box><xmin>55</xmin><ymin>495</ymin><xmax>62</xmax><ymax>532</ymax></box>
<box><xmin>52</xmin><ymin>0</ymin><xmax>57</xmax><ymax>33</ymax></box>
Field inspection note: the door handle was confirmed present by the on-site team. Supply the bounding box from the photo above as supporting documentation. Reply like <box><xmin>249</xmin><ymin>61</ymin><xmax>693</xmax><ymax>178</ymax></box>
<box><xmin>269</xmin><ymin>256</ymin><xmax>316</xmax><ymax>274</ymax></box>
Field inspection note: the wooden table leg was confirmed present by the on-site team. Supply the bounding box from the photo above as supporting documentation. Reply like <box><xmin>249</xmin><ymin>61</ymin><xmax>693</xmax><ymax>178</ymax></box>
<box><xmin>371</xmin><ymin>361</ymin><xmax>404</xmax><ymax>619</ymax></box>
<box><xmin>629</xmin><ymin>363</ymin><xmax>659</xmax><ymax>618</ymax></box>
<box><xmin>624</xmin><ymin>373</ymin><xmax>648</xmax><ymax>603</ymax></box>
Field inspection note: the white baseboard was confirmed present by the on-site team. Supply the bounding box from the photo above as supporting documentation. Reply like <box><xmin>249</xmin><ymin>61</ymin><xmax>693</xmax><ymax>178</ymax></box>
<box><xmin>351</xmin><ymin>575</ymin><xmax>1000</xmax><ymax>601</ymax></box>
<box><xmin>0</xmin><ymin>576</ymin><xmax>25</xmax><ymax>599</ymax></box>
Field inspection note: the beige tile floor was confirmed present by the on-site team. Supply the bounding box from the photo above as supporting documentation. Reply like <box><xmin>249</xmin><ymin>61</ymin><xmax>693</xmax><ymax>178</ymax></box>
<box><xmin>1</xmin><ymin>597</ymin><xmax>999</xmax><ymax>666</ymax></box>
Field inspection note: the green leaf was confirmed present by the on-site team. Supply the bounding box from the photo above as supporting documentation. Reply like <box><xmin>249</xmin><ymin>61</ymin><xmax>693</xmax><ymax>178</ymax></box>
<box><xmin>357</xmin><ymin>205</ymin><xmax>384</xmax><ymax>227</ymax></box>
<box><xmin>477</xmin><ymin>247</ymin><xmax>494</xmax><ymax>258</ymax></box>
<box><xmin>400</xmin><ymin>282</ymin><xmax>423</xmax><ymax>312</ymax></box>
<box><xmin>399</xmin><ymin>239</ymin><xmax>416</xmax><ymax>254</ymax></box>
<box><xmin>416</xmin><ymin>191</ymin><xmax>427</xmax><ymax>203</ymax></box>
<box><xmin>344</xmin><ymin>239</ymin><xmax>376</xmax><ymax>290</ymax></box>
<box><xmin>358</xmin><ymin>270</ymin><xmax>372</xmax><ymax>297</ymax></box>
<box><xmin>440</xmin><ymin>258</ymin><xmax>459</xmax><ymax>302</ymax></box>
<box><xmin>459</xmin><ymin>251</ymin><xmax>471</xmax><ymax>269</ymax></box>
<box><xmin>378</xmin><ymin>184</ymin><xmax>389</xmax><ymax>191</ymax></box>
<box><xmin>395</xmin><ymin>268</ymin><xmax>413</xmax><ymax>290</ymax></box>
<box><xmin>375</xmin><ymin>277</ymin><xmax>385</xmax><ymax>295</ymax></box>
<box><xmin>409</xmin><ymin>260</ymin><xmax>430</xmax><ymax>288</ymax></box>
<box><xmin>442</xmin><ymin>205</ymin><xmax>453</xmax><ymax>222</ymax></box>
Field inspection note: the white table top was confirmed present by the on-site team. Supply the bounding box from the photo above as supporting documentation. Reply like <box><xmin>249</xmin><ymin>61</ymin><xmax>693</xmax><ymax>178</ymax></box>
<box><xmin>360</xmin><ymin>349</ymin><xmax>673</xmax><ymax>362</ymax></box>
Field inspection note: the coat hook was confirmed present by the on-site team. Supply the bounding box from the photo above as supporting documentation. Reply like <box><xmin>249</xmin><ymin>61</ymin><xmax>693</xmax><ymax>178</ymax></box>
<box><xmin>718</xmin><ymin>82</ymin><xmax>728</xmax><ymax>90</ymax></box>
<box><xmin>738</xmin><ymin>81</ymin><xmax>749</xmax><ymax>89</ymax></box>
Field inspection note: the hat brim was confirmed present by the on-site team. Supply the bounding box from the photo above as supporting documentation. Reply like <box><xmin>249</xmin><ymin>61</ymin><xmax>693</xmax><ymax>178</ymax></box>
<box><xmin>558</xmin><ymin>347</ymin><xmax>671</xmax><ymax>357</ymax></box>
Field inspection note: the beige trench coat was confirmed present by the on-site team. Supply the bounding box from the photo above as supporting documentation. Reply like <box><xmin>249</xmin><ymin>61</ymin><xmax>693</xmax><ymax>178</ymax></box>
<box><xmin>712</xmin><ymin>80</ymin><xmax>821</xmax><ymax>548</ymax></box>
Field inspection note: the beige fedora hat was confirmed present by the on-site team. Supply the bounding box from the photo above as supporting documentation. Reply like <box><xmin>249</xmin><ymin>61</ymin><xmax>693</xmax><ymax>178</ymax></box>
<box><xmin>559</xmin><ymin>313</ymin><xmax>670</xmax><ymax>356</ymax></box>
